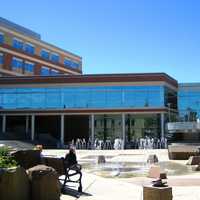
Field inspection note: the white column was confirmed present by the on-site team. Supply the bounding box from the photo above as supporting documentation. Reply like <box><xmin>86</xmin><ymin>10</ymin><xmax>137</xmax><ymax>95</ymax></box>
<box><xmin>31</xmin><ymin>115</ymin><xmax>35</xmax><ymax>141</ymax></box>
<box><xmin>61</xmin><ymin>114</ymin><xmax>65</xmax><ymax>146</ymax></box>
<box><xmin>2</xmin><ymin>115</ymin><xmax>6</xmax><ymax>133</ymax></box>
<box><xmin>122</xmin><ymin>113</ymin><xmax>126</xmax><ymax>149</ymax></box>
<box><xmin>91</xmin><ymin>114</ymin><xmax>95</xmax><ymax>149</ymax></box>
<box><xmin>161</xmin><ymin>113</ymin><xmax>165</xmax><ymax>139</ymax></box>
<box><xmin>25</xmin><ymin>116</ymin><xmax>29</xmax><ymax>133</ymax></box>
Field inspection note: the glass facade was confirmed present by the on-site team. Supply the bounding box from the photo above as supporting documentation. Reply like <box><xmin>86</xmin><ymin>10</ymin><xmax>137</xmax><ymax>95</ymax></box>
<box><xmin>94</xmin><ymin>115</ymin><xmax>123</xmax><ymax>141</ymax></box>
<box><xmin>24</xmin><ymin>43</ymin><xmax>35</xmax><ymax>55</ymax></box>
<box><xmin>0</xmin><ymin>33</ymin><xmax>4</xmax><ymax>44</ymax></box>
<box><xmin>40</xmin><ymin>49</ymin><xmax>49</xmax><ymax>60</ymax></box>
<box><xmin>51</xmin><ymin>53</ymin><xmax>59</xmax><ymax>63</ymax></box>
<box><xmin>0</xmin><ymin>85</ymin><xmax>170</xmax><ymax>109</ymax></box>
<box><xmin>64</xmin><ymin>59</ymin><xmax>80</xmax><ymax>69</ymax></box>
<box><xmin>12</xmin><ymin>38</ymin><xmax>23</xmax><ymax>50</ymax></box>
<box><xmin>125</xmin><ymin>114</ymin><xmax>161</xmax><ymax>141</ymax></box>
<box><xmin>178</xmin><ymin>83</ymin><xmax>200</xmax><ymax>121</ymax></box>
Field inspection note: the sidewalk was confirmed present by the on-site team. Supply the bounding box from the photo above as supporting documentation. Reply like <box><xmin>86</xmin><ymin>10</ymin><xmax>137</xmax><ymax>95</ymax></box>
<box><xmin>61</xmin><ymin>172</ymin><xmax>142</xmax><ymax>200</ymax></box>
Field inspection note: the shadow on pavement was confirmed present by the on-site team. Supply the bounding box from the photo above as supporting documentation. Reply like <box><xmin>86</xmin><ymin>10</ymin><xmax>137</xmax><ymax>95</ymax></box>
<box><xmin>62</xmin><ymin>187</ymin><xmax>92</xmax><ymax>198</ymax></box>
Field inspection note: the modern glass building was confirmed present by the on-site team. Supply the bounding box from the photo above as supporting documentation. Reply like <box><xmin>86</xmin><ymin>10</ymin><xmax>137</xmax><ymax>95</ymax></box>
<box><xmin>178</xmin><ymin>83</ymin><xmax>200</xmax><ymax>121</ymax></box>
<box><xmin>0</xmin><ymin>73</ymin><xmax>178</xmax><ymax>148</ymax></box>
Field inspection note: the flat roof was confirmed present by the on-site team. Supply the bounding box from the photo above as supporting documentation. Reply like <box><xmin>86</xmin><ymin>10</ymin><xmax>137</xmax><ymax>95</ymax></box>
<box><xmin>0</xmin><ymin>73</ymin><xmax>178</xmax><ymax>87</ymax></box>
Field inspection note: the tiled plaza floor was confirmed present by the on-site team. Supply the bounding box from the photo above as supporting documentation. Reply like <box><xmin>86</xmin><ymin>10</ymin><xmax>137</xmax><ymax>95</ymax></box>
<box><xmin>41</xmin><ymin>149</ymin><xmax>200</xmax><ymax>200</ymax></box>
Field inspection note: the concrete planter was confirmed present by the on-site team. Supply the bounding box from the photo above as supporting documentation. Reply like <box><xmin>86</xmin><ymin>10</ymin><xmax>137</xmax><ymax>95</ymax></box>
<box><xmin>27</xmin><ymin>165</ymin><xmax>61</xmax><ymax>200</ymax></box>
<box><xmin>0</xmin><ymin>166</ymin><xmax>30</xmax><ymax>200</ymax></box>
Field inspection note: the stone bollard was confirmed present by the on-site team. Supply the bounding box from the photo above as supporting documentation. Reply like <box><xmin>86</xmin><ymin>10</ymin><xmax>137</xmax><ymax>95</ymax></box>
<box><xmin>143</xmin><ymin>186</ymin><xmax>172</xmax><ymax>200</ymax></box>
<box><xmin>27</xmin><ymin>165</ymin><xmax>61</xmax><ymax>200</ymax></box>
<box><xmin>186</xmin><ymin>156</ymin><xmax>200</xmax><ymax>165</ymax></box>
<box><xmin>0</xmin><ymin>167</ymin><xmax>30</xmax><ymax>200</ymax></box>
<box><xmin>97</xmin><ymin>155</ymin><xmax>106</xmax><ymax>164</ymax></box>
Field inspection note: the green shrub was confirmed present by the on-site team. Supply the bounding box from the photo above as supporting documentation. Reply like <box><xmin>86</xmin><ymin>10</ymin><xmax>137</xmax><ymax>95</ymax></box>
<box><xmin>0</xmin><ymin>146</ymin><xmax>9</xmax><ymax>157</ymax></box>
<box><xmin>0</xmin><ymin>147</ymin><xmax>18</xmax><ymax>168</ymax></box>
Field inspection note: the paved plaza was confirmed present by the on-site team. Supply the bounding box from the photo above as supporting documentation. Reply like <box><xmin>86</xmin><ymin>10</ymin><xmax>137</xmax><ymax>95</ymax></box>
<box><xmin>41</xmin><ymin>149</ymin><xmax>200</xmax><ymax>200</ymax></box>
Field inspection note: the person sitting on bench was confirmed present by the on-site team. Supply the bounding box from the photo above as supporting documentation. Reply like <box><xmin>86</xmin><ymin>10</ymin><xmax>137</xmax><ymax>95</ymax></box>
<box><xmin>62</xmin><ymin>146</ymin><xmax>82</xmax><ymax>192</ymax></box>
<box><xmin>64</xmin><ymin>146</ymin><xmax>81</xmax><ymax>171</ymax></box>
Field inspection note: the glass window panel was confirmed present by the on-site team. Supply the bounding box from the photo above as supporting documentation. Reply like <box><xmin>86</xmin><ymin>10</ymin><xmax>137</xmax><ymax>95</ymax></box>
<box><xmin>51</xmin><ymin>53</ymin><xmax>59</xmax><ymax>63</ymax></box>
<box><xmin>16</xmin><ymin>88</ymin><xmax>32</xmax><ymax>108</ymax></box>
<box><xmin>51</xmin><ymin>69</ymin><xmax>59</xmax><ymax>75</ymax></box>
<box><xmin>31</xmin><ymin>88</ymin><xmax>46</xmax><ymax>108</ymax></box>
<box><xmin>24</xmin><ymin>62</ymin><xmax>35</xmax><ymax>73</ymax></box>
<box><xmin>2</xmin><ymin>89</ymin><xmax>17</xmax><ymax>108</ymax></box>
<box><xmin>24</xmin><ymin>43</ymin><xmax>35</xmax><ymax>54</ymax></box>
<box><xmin>40</xmin><ymin>49</ymin><xmax>49</xmax><ymax>60</ymax></box>
<box><xmin>40</xmin><ymin>66</ymin><xmax>50</xmax><ymax>76</ymax></box>
<box><xmin>11</xmin><ymin>57</ymin><xmax>23</xmax><ymax>69</ymax></box>
<box><xmin>0</xmin><ymin>33</ymin><xmax>4</xmax><ymax>44</ymax></box>
<box><xmin>45</xmin><ymin>88</ymin><xmax>61</xmax><ymax>108</ymax></box>
<box><xmin>64</xmin><ymin>59</ymin><xmax>80</xmax><ymax>69</ymax></box>
<box><xmin>106</xmin><ymin>89</ymin><xmax>122</xmax><ymax>107</ymax></box>
<box><xmin>12</xmin><ymin>38</ymin><xmax>23</xmax><ymax>50</ymax></box>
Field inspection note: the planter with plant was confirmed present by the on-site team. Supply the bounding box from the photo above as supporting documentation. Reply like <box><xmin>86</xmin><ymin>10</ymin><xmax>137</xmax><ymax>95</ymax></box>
<box><xmin>0</xmin><ymin>146</ymin><xmax>30</xmax><ymax>200</ymax></box>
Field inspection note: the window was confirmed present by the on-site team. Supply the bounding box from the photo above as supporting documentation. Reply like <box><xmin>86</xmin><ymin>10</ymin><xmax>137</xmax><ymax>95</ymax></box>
<box><xmin>0</xmin><ymin>53</ymin><xmax>3</xmax><ymax>64</ymax></box>
<box><xmin>11</xmin><ymin>57</ymin><xmax>23</xmax><ymax>70</ymax></box>
<box><xmin>24</xmin><ymin>43</ymin><xmax>35</xmax><ymax>55</ymax></box>
<box><xmin>0</xmin><ymin>33</ymin><xmax>4</xmax><ymax>44</ymax></box>
<box><xmin>64</xmin><ymin>58</ymin><xmax>80</xmax><ymax>69</ymax></box>
<box><xmin>51</xmin><ymin>69</ymin><xmax>59</xmax><ymax>75</ymax></box>
<box><xmin>51</xmin><ymin>53</ymin><xmax>60</xmax><ymax>63</ymax></box>
<box><xmin>12</xmin><ymin>38</ymin><xmax>23</xmax><ymax>50</ymax></box>
<box><xmin>40</xmin><ymin>66</ymin><xmax>50</xmax><ymax>76</ymax></box>
<box><xmin>40</xmin><ymin>49</ymin><xmax>49</xmax><ymax>60</ymax></box>
<box><xmin>24</xmin><ymin>61</ymin><xmax>35</xmax><ymax>73</ymax></box>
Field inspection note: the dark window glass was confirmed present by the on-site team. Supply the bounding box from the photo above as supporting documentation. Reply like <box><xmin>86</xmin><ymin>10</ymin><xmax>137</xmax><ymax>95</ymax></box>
<box><xmin>11</xmin><ymin>57</ymin><xmax>23</xmax><ymax>69</ymax></box>
<box><xmin>40</xmin><ymin>66</ymin><xmax>50</xmax><ymax>76</ymax></box>
<box><xmin>40</xmin><ymin>49</ymin><xmax>49</xmax><ymax>60</ymax></box>
<box><xmin>24</xmin><ymin>62</ymin><xmax>35</xmax><ymax>73</ymax></box>
<box><xmin>64</xmin><ymin>59</ymin><xmax>80</xmax><ymax>69</ymax></box>
<box><xmin>0</xmin><ymin>33</ymin><xmax>4</xmax><ymax>44</ymax></box>
<box><xmin>51</xmin><ymin>53</ymin><xmax>59</xmax><ymax>63</ymax></box>
<box><xmin>51</xmin><ymin>70</ymin><xmax>59</xmax><ymax>75</ymax></box>
<box><xmin>24</xmin><ymin>43</ymin><xmax>35</xmax><ymax>55</ymax></box>
<box><xmin>12</xmin><ymin>38</ymin><xmax>23</xmax><ymax>50</ymax></box>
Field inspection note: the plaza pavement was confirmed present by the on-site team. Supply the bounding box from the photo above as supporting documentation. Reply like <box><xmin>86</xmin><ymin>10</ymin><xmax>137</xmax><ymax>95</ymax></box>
<box><xmin>1</xmin><ymin>140</ymin><xmax>200</xmax><ymax>200</ymax></box>
<box><xmin>41</xmin><ymin>149</ymin><xmax>200</xmax><ymax>200</ymax></box>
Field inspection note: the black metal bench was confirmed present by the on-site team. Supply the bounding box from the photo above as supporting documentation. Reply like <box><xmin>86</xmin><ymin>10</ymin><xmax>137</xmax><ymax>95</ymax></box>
<box><xmin>59</xmin><ymin>157</ymin><xmax>83</xmax><ymax>193</ymax></box>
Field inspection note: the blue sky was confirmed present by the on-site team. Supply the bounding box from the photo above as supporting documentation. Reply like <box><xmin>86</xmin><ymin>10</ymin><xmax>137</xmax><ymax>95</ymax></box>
<box><xmin>1</xmin><ymin>0</ymin><xmax>200</xmax><ymax>82</ymax></box>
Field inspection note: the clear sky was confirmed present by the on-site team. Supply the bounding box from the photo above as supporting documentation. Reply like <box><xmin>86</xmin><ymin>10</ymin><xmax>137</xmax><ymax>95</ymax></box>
<box><xmin>1</xmin><ymin>0</ymin><xmax>200</xmax><ymax>82</ymax></box>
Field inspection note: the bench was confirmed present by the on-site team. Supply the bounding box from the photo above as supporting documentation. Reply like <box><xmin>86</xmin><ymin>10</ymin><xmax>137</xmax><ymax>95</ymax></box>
<box><xmin>43</xmin><ymin>156</ymin><xmax>82</xmax><ymax>193</ymax></box>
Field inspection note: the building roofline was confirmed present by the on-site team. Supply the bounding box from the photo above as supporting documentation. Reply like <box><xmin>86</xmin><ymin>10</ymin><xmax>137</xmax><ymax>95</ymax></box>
<box><xmin>0</xmin><ymin>17</ymin><xmax>41</xmax><ymax>40</ymax></box>
<box><xmin>179</xmin><ymin>82</ymin><xmax>200</xmax><ymax>87</ymax></box>
<box><xmin>0</xmin><ymin>72</ymin><xmax>178</xmax><ymax>87</ymax></box>
<box><xmin>0</xmin><ymin>17</ymin><xmax>82</xmax><ymax>59</ymax></box>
